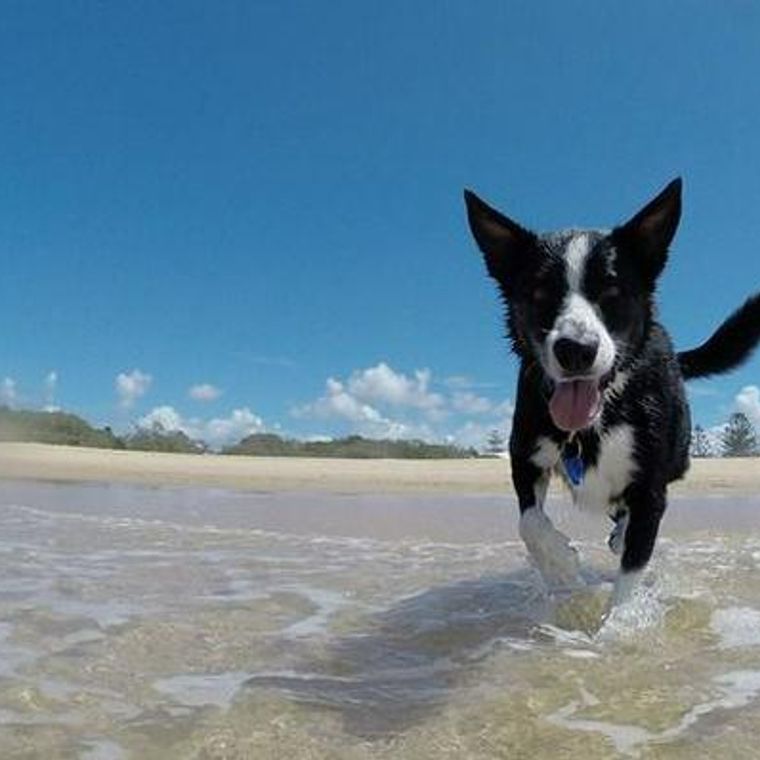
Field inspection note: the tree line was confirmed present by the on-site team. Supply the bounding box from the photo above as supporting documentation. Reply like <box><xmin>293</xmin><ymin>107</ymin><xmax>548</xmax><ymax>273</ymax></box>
<box><xmin>0</xmin><ymin>406</ymin><xmax>203</xmax><ymax>453</ymax></box>
<box><xmin>2</xmin><ymin>403</ymin><xmax>757</xmax><ymax>459</ymax></box>
<box><xmin>485</xmin><ymin>413</ymin><xmax>760</xmax><ymax>460</ymax></box>
<box><xmin>0</xmin><ymin>406</ymin><xmax>475</xmax><ymax>459</ymax></box>
<box><xmin>223</xmin><ymin>433</ymin><xmax>476</xmax><ymax>458</ymax></box>
<box><xmin>692</xmin><ymin>412</ymin><xmax>759</xmax><ymax>457</ymax></box>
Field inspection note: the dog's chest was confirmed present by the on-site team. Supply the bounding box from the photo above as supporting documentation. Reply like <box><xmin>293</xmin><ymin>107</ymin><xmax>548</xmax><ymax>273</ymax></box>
<box><xmin>532</xmin><ymin>425</ymin><xmax>637</xmax><ymax>512</ymax></box>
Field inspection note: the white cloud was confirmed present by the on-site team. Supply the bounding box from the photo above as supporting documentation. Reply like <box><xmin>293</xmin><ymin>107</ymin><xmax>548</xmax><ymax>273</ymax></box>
<box><xmin>188</xmin><ymin>383</ymin><xmax>222</xmax><ymax>402</ymax></box>
<box><xmin>347</xmin><ymin>363</ymin><xmax>444</xmax><ymax>415</ymax></box>
<box><xmin>294</xmin><ymin>377</ymin><xmax>386</xmax><ymax>424</ymax></box>
<box><xmin>292</xmin><ymin>376</ymin><xmax>438</xmax><ymax>441</ymax></box>
<box><xmin>138</xmin><ymin>405</ymin><xmax>265</xmax><ymax>449</ymax></box>
<box><xmin>139</xmin><ymin>405</ymin><xmax>185</xmax><ymax>432</ymax></box>
<box><xmin>205</xmin><ymin>408</ymin><xmax>264</xmax><ymax>446</ymax></box>
<box><xmin>295</xmin><ymin>363</ymin><xmax>446</xmax><ymax>425</ymax></box>
<box><xmin>116</xmin><ymin>369</ymin><xmax>152</xmax><ymax>409</ymax></box>
<box><xmin>451</xmin><ymin>391</ymin><xmax>494</xmax><ymax>415</ymax></box>
<box><xmin>293</xmin><ymin>362</ymin><xmax>514</xmax><ymax>448</ymax></box>
<box><xmin>1</xmin><ymin>377</ymin><xmax>16</xmax><ymax>406</ymax></box>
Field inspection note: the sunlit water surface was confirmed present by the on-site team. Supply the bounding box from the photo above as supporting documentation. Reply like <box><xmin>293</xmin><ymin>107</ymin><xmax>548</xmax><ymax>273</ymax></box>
<box><xmin>0</xmin><ymin>479</ymin><xmax>759</xmax><ymax>759</ymax></box>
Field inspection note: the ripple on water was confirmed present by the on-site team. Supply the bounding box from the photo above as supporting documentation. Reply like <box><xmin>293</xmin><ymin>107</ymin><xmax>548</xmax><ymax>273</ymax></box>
<box><xmin>153</xmin><ymin>671</ymin><xmax>251</xmax><ymax>709</ymax></box>
<box><xmin>547</xmin><ymin>669</ymin><xmax>760</xmax><ymax>757</ymax></box>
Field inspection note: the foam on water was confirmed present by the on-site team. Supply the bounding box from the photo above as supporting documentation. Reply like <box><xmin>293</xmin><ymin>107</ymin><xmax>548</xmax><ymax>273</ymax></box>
<box><xmin>711</xmin><ymin>606</ymin><xmax>760</xmax><ymax>649</ymax></box>
<box><xmin>282</xmin><ymin>585</ymin><xmax>354</xmax><ymax>638</ymax></box>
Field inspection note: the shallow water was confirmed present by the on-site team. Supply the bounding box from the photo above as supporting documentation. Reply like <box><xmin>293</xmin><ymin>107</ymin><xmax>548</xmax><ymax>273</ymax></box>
<box><xmin>0</xmin><ymin>480</ymin><xmax>759</xmax><ymax>758</ymax></box>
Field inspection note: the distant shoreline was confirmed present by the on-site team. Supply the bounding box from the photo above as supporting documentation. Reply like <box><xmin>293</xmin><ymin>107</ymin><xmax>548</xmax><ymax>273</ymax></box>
<box><xmin>1</xmin><ymin>442</ymin><xmax>759</xmax><ymax>497</ymax></box>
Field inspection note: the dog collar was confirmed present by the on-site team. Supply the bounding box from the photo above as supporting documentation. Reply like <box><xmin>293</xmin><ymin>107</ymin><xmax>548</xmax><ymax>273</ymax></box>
<box><xmin>562</xmin><ymin>435</ymin><xmax>584</xmax><ymax>486</ymax></box>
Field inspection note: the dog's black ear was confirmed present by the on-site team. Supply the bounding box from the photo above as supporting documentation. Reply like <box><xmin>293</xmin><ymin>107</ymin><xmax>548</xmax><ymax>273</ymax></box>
<box><xmin>613</xmin><ymin>178</ymin><xmax>682</xmax><ymax>284</ymax></box>
<box><xmin>464</xmin><ymin>190</ymin><xmax>536</xmax><ymax>285</ymax></box>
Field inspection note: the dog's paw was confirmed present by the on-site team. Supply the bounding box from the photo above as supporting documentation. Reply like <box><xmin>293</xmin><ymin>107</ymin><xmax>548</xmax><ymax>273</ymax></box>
<box><xmin>607</xmin><ymin>509</ymin><xmax>629</xmax><ymax>556</ymax></box>
<box><xmin>519</xmin><ymin>507</ymin><xmax>584</xmax><ymax>590</ymax></box>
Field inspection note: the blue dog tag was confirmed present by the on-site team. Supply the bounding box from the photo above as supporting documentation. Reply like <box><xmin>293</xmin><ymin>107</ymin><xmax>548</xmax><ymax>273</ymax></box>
<box><xmin>563</xmin><ymin>453</ymin><xmax>584</xmax><ymax>486</ymax></box>
<box><xmin>562</xmin><ymin>438</ymin><xmax>584</xmax><ymax>486</ymax></box>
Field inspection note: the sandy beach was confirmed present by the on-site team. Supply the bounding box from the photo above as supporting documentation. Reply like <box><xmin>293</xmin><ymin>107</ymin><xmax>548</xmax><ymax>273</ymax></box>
<box><xmin>0</xmin><ymin>441</ymin><xmax>758</xmax><ymax>496</ymax></box>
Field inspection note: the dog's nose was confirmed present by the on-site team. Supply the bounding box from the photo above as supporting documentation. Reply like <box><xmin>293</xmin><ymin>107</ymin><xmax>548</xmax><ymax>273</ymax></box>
<box><xmin>553</xmin><ymin>337</ymin><xmax>599</xmax><ymax>374</ymax></box>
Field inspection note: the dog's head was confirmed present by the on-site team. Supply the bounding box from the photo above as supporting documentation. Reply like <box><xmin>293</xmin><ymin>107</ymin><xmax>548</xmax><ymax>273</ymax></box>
<box><xmin>464</xmin><ymin>179</ymin><xmax>682</xmax><ymax>432</ymax></box>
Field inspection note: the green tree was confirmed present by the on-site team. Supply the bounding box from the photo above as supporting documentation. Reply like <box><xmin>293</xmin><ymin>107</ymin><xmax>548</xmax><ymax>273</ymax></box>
<box><xmin>690</xmin><ymin>424</ymin><xmax>712</xmax><ymax>458</ymax></box>
<box><xmin>721</xmin><ymin>412</ymin><xmax>758</xmax><ymax>457</ymax></box>
<box><xmin>0</xmin><ymin>406</ymin><xmax>124</xmax><ymax>448</ymax></box>
<box><xmin>125</xmin><ymin>423</ymin><xmax>206</xmax><ymax>454</ymax></box>
<box><xmin>485</xmin><ymin>429</ymin><xmax>506</xmax><ymax>456</ymax></box>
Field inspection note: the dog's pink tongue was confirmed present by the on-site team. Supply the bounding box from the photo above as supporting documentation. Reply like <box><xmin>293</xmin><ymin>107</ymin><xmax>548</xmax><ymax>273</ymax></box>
<box><xmin>549</xmin><ymin>380</ymin><xmax>600</xmax><ymax>431</ymax></box>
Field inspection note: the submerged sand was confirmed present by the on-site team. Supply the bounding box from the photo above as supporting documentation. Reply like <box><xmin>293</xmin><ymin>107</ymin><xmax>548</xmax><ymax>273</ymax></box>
<box><xmin>0</xmin><ymin>441</ymin><xmax>758</xmax><ymax>496</ymax></box>
<box><xmin>0</xmin><ymin>475</ymin><xmax>759</xmax><ymax>758</ymax></box>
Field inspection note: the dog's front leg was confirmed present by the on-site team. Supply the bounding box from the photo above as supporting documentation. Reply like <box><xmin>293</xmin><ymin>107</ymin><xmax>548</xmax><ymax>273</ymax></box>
<box><xmin>512</xmin><ymin>455</ymin><xmax>583</xmax><ymax>590</ymax></box>
<box><xmin>611</xmin><ymin>483</ymin><xmax>665</xmax><ymax>606</ymax></box>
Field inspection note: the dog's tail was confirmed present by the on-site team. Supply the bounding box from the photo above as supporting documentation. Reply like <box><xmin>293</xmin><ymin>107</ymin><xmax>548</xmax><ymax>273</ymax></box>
<box><xmin>678</xmin><ymin>293</ymin><xmax>760</xmax><ymax>380</ymax></box>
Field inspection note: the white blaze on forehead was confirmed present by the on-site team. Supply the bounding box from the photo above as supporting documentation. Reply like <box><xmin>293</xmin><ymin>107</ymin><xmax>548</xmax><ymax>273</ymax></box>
<box><xmin>564</xmin><ymin>233</ymin><xmax>592</xmax><ymax>292</ymax></box>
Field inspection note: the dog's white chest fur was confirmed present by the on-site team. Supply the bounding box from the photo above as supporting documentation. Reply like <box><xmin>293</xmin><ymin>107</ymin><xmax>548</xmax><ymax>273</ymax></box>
<box><xmin>532</xmin><ymin>425</ymin><xmax>637</xmax><ymax>513</ymax></box>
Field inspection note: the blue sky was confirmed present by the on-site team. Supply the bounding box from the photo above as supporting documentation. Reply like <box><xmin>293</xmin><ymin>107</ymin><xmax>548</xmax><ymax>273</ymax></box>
<box><xmin>2</xmin><ymin>1</ymin><xmax>760</xmax><ymax>447</ymax></box>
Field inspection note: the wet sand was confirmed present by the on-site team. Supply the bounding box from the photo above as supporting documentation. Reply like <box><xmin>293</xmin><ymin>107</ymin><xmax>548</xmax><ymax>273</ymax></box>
<box><xmin>1</xmin><ymin>442</ymin><xmax>759</xmax><ymax>496</ymax></box>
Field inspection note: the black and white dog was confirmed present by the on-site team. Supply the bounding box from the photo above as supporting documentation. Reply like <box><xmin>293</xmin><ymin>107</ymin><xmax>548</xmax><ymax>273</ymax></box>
<box><xmin>464</xmin><ymin>179</ymin><xmax>760</xmax><ymax>604</ymax></box>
